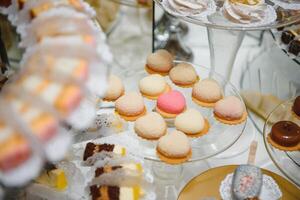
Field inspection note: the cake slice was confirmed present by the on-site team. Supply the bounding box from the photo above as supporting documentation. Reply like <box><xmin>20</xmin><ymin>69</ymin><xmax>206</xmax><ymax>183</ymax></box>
<box><xmin>83</xmin><ymin>143</ymin><xmax>126</xmax><ymax>161</ymax></box>
<box><xmin>90</xmin><ymin>185</ymin><xmax>143</xmax><ymax>200</ymax></box>
<box><xmin>95</xmin><ymin>163</ymin><xmax>143</xmax><ymax>177</ymax></box>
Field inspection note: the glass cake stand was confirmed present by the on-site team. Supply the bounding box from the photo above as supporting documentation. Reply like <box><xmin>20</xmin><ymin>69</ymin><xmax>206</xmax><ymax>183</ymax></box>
<box><xmin>263</xmin><ymin>97</ymin><xmax>300</xmax><ymax>187</ymax></box>
<box><xmin>154</xmin><ymin>1</ymin><xmax>300</xmax><ymax>156</ymax></box>
<box><xmin>97</xmin><ymin>61</ymin><xmax>247</xmax><ymax>199</ymax></box>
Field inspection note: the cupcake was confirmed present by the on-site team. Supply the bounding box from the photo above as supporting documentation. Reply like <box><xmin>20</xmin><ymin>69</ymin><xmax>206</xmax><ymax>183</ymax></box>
<box><xmin>115</xmin><ymin>92</ymin><xmax>146</xmax><ymax>121</ymax></box>
<box><xmin>192</xmin><ymin>78</ymin><xmax>223</xmax><ymax>107</ymax></box>
<box><xmin>139</xmin><ymin>74</ymin><xmax>171</xmax><ymax>100</ymax></box>
<box><xmin>175</xmin><ymin>109</ymin><xmax>210</xmax><ymax>137</ymax></box>
<box><xmin>134</xmin><ymin>112</ymin><xmax>167</xmax><ymax>140</ymax></box>
<box><xmin>156</xmin><ymin>130</ymin><xmax>192</xmax><ymax>164</ymax></box>
<box><xmin>267</xmin><ymin>121</ymin><xmax>300</xmax><ymax>151</ymax></box>
<box><xmin>145</xmin><ymin>49</ymin><xmax>173</xmax><ymax>76</ymax></box>
<box><xmin>156</xmin><ymin>90</ymin><xmax>186</xmax><ymax>118</ymax></box>
<box><xmin>214</xmin><ymin>96</ymin><xmax>247</xmax><ymax>125</ymax></box>
<box><xmin>104</xmin><ymin>74</ymin><xmax>124</xmax><ymax>102</ymax></box>
<box><xmin>292</xmin><ymin>96</ymin><xmax>300</xmax><ymax>120</ymax></box>
<box><xmin>169</xmin><ymin>62</ymin><xmax>199</xmax><ymax>87</ymax></box>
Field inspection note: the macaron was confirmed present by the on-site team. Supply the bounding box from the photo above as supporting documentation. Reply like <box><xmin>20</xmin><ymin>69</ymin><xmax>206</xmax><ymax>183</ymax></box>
<box><xmin>169</xmin><ymin>62</ymin><xmax>199</xmax><ymax>87</ymax></box>
<box><xmin>115</xmin><ymin>92</ymin><xmax>146</xmax><ymax>121</ymax></box>
<box><xmin>139</xmin><ymin>74</ymin><xmax>171</xmax><ymax>100</ymax></box>
<box><xmin>192</xmin><ymin>78</ymin><xmax>223</xmax><ymax>107</ymax></box>
<box><xmin>156</xmin><ymin>130</ymin><xmax>192</xmax><ymax>164</ymax></box>
<box><xmin>156</xmin><ymin>90</ymin><xmax>186</xmax><ymax>118</ymax></box>
<box><xmin>175</xmin><ymin>109</ymin><xmax>210</xmax><ymax>137</ymax></box>
<box><xmin>214</xmin><ymin>96</ymin><xmax>247</xmax><ymax>125</ymax></box>
<box><xmin>145</xmin><ymin>49</ymin><xmax>173</xmax><ymax>75</ymax></box>
<box><xmin>134</xmin><ymin>112</ymin><xmax>167</xmax><ymax>140</ymax></box>
<box><xmin>104</xmin><ymin>74</ymin><xmax>125</xmax><ymax>101</ymax></box>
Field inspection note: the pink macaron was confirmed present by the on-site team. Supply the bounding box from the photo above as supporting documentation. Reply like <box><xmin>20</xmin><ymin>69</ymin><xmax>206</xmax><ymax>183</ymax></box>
<box><xmin>156</xmin><ymin>90</ymin><xmax>186</xmax><ymax>118</ymax></box>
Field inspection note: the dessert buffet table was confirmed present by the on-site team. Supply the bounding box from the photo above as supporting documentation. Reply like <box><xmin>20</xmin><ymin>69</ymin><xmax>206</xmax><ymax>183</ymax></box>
<box><xmin>0</xmin><ymin>1</ymin><xmax>300</xmax><ymax>200</ymax></box>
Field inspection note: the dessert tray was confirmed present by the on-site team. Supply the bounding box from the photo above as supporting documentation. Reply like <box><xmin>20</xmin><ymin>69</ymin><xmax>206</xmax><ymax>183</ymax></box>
<box><xmin>98</xmin><ymin>60</ymin><xmax>247</xmax><ymax>163</ymax></box>
<box><xmin>154</xmin><ymin>0</ymin><xmax>300</xmax><ymax>30</ymax></box>
<box><xmin>263</xmin><ymin>97</ymin><xmax>300</xmax><ymax>187</ymax></box>
<box><xmin>177</xmin><ymin>165</ymin><xmax>300</xmax><ymax>200</ymax></box>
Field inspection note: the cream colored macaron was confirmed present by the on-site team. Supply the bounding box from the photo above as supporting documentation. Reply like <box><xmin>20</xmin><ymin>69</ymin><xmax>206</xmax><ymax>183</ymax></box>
<box><xmin>104</xmin><ymin>74</ymin><xmax>125</xmax><ymax>101</ymax></box>
<box><xmin>175</xmin><ymin>109</ymin><xmax>210</xmax><ymax>137</ymax></box>
<box><xmin>134</xmin><ymin>112</ymin><xmax>167</xmax><ymax>140</ymax></box>
<box><xmin>145</xmin><ymin>49</ymin><xmax>173</xmax><ymax>75</ymax></box>
<box><xmin>115</xmin><ymin>92</ymin><xmax>146</xmax><ymax>121</ymax></box>
<box><xmin>169</xmin><ymin>62</ymin><xmax>199</xmax><ymax>87</ymax></box>
<box><xmin>157</xmin><ymin>130</ymin><xmax>191</xmax><ymax>164</ymax></box>
<box><xmin>139</xmin><ymin>74</ymin><xmax>171</xmax><ymax>99</ymax></box>
<box><xmin>192</xmin><ymin>78</ymin><xmax>223</xmax><ymax>107</ymax></box>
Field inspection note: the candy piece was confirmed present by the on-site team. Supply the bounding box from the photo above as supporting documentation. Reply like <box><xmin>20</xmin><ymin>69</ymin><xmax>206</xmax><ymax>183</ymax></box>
<box><xmin>104</xmin><ymin>75</ymin><xmax>125</xmax><ymax>101</ymax></box>
<box><xmin>232</xmin><ymin>164</ymin><xmax>263</xmax><ymax>200</ymax></box>
<box><xmin>35</xmin><ymin>168</ymin><xmax>68</xmax><ymax>191</ymax></box>
<box><xmin>83</xmin><ymin>142</ymin><xmax>126</xmax><ymax>161</ymax></box>
<box><xmin>90</xmin><ymin>185</ymin><xmax>142</xmax><ymax>200</ymax></box>
<box><xmin>146</xmin><ymin>49</ymin><xmax>173</xmax><ymax>75</ymax></box>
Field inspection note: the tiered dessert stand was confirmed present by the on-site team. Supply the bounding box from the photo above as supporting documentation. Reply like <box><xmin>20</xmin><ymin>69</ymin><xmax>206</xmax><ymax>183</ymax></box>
<box><xmin>263</xmin><ymin>97</ymin><xmax>300</xmax><ymax>187</ymax></box>
<box><xmin>153</xmin><ymin>0</ymin><xmax>300</xmax><ymax>158</ymax></box>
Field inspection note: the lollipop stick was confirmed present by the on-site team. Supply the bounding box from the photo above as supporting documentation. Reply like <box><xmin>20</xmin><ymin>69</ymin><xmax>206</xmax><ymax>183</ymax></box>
<box><xmin>247</xmin><ymin>140</ymin><xmax>258</xmax><ymax>165</ymax></box>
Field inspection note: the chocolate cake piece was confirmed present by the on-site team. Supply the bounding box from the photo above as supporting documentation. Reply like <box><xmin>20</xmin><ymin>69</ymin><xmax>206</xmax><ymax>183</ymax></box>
<box><xmin>288</xmin><ymin>39</ymin><xmax>300</xmax><ymax>56</ymax></box>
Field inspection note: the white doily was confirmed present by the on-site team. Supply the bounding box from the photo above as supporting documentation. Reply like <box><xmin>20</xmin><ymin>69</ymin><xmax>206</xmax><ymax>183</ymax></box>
<box><xmin>220</xmin><ymin>173</ymin><xmax>282</xmax><ymax>200</ymax></box>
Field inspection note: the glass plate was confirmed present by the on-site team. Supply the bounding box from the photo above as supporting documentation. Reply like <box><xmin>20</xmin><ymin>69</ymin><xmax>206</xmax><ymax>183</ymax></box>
<box><xmin>154</xmin><ymin>0</ymin><xmax>300</xmax><ymax>30</ymax></box>
<box><xmin>263</xmin><ymin>97</ymin><xmax>300</xmax><ymax>187</ymax></box>
<box><xmin>97</xmin><ymin>61</ymin><xmax>247</xmax><ymax>163</ymax></box>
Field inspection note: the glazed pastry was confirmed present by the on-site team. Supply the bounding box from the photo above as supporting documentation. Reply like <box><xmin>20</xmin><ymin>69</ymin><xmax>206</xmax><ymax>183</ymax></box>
<box><xmin>145</xmin><ymin>49</ymin><xmax>173</xmax><ymax>75</ymax></box>
<box><xmin>156</xmin><ymin>130</ymin><xmax>191</xmax><ymax>164</ymax></box>
<box><xmin>192</xmin><ymin>78</ymin><xmax>223</xmax><ymax>107</ymax></box>
<box><xmin>174</xmin><ymin>109</ymin><xmax>210</xmax><ymax>137</ymax></box>
<box><xmin>95</xmin><ymin>163</ymin><xmax>143</xmax><ymax>177</ymax></box>
<box><xmin>90</xmin><ymin>185</ymin><xmax>143</xmax><ymax>200</ymax></box>
<box><xmin>83</xmin><ymin>142</ymin><xmax>126</xmax><ymax>161</ymax></box>
<box><xmin>292</xmin><ymin>96</ymin><xmax>300</xmax><ymax>119</ymax></box>
<box><xmin>267</xmin><ymin>121</ymin><xmax>300</xmax><ymax>151</ymax></box>
<box><xmin>223</xmin><ymin>0</ymin><xmax>276</xmax><ymax>24</ymax></box>
<box><xmin>17</xmin><ymin>74</ymin><xmax>82</xmax><ymax>115</ymax></box>
<box><xmin>115</xmin><ymin>92</ymin><xmax>146</xmax><ymax>121</ymax></box>
<box><xmin>104</xmin><ymin>75</ymin><xmax>125</xmax><ymax>102</ymax></box>
<box><xmin>232</xmin><ymin>164</ymin><xmax>263</xmax><ymax>200</ymax></box>
<box><xmin>134</xmin><ymin>112</ymin><xmax>167</xmax><ymax>140</ymax></box>
<box><xmin>139</xmin><ymin>74</ymin><xmax>170</xmax><ymax>100</ymax></box>
<box><xmin>156</xmin><ymin>90</ymin><xmax>186</xmax><ymax>118</ymax></box>
<box><xmin>169</xmin><ymin>62</ymin><xmax>199</xmax><ymax>87</ymax></box>
<box><xmin>214</xmin><ymin>96</ymin><xmax>247</xmax><ymax>125</ymax></box>
<box><xmin>0</xmin><ymin>123</ymin><xmax>31</xmax><ymax>172</ymax></box>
